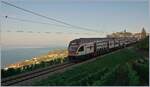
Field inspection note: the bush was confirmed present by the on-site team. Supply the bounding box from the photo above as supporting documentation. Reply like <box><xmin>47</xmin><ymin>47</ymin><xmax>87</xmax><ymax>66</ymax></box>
<box><xmin>93</xmin><ymin>65</ymin><xmax>119</xmax><ymax>86</ymax></box>
<box><xmin>133</xmin><ymin>61</ymin><xmax>149</xmax><ymax>84</ymax></box>
<box><xmin>136</xmin><ymin>36</ymin><xmax>149</xmax><ymax>50</ymax></box>
<box><xmin>127</xmin><ymin>63</ymin><xmax>140</xmax><ymax>86</ymax></box>
<box><xmin>1</xmin><ymin>68</ymin><xmax>22</xmax><ymax>78</ymax></box>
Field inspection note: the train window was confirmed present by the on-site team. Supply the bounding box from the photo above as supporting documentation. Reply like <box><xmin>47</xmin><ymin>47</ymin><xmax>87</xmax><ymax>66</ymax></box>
<box><xmin>87</xmin><ymin>46</ymin><xmax>93</xmax><ymax>50</ymax></box>
<box><xmin>90</xmin><ymin>46</ymin><xmax>92</xmax><ymax>50</ymax></box>
<box><xmin>71</xmin><ymin>42</ymin><xmax>77</xmax><ymax>45</ymax></box>
<box><xmin>78</xmin><ymin>46</ymin><xmax>84</xmax><ymax>52</ymax></box>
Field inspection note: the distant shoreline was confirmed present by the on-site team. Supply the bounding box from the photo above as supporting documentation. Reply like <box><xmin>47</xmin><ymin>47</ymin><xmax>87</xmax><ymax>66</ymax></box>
<box><xmin>1</xmin><ymin>47</ymin><xmax>66</xmax><ymax>69</ymax></box>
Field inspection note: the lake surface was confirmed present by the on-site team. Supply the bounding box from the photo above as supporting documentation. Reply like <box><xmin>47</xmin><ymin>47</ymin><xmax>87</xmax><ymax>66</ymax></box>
<box><xmin>1</xmin><ymin>47</ymin><xmax>66</xmax><ymax>68</ymax></box>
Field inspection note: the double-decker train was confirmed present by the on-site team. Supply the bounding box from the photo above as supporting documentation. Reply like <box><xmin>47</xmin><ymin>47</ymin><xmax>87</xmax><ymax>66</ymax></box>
<box><xmin>68</xmin><ymin>37</ymin><xmax>138</xmax><ymax>62</ymax></box>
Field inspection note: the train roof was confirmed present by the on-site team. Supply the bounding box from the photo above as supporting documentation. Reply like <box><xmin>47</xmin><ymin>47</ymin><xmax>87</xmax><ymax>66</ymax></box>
<box><xmin>69</xmin><ymin>37</ymin><xmax>135</xmax><ymax>46</ymax></box>
<box><xmin>70</xmin><ymin>37</ymin><xmax>114</xmax><ymax>44</ymax></box>
<box><xmin>75</xmin><ymin>37</ymin><xmax>114</xmax><ymax>40</ymax></box>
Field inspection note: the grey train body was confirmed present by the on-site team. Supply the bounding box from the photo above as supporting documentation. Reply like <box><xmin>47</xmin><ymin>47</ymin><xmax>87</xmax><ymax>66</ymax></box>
<box><xmin>68</xmin><ymin>37</ymin><xmax>137</xmax><ymax>62</ymax></box>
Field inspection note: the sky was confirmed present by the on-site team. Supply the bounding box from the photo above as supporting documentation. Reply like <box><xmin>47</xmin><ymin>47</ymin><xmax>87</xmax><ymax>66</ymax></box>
<box><xmin>1</xmin><ymin>0</ymin><xmax>149</xmax><ymax>48</ymax></box>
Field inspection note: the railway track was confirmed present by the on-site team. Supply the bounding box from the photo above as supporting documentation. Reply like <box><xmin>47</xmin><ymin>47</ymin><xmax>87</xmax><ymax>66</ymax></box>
<box><xmin>1</xmin><ymin>62</ymin><xmax>74</xmax><ymax>86</ymax></box>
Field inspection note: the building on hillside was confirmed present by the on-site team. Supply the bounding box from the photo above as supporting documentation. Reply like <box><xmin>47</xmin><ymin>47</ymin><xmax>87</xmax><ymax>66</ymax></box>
<box><xmin>107</xmin><ymin>30</ymin><xmax>133</xmax><ymax>38</ymax></box>
<box><xmin>107</xmin><ymin>28</ymin><xmax>148</xmax><ymax>40</ymax></box>
<box><xmin>133</xmin><ymin>33</ymin><xmax>141</xmax><ymax>40</ymax></box>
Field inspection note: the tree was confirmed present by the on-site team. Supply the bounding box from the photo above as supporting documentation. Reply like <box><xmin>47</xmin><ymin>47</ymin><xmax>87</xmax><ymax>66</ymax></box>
<box><xmin>141</xmin><ymin>27</ymin><xmax>146</xmax><ymax>39</ymax></box>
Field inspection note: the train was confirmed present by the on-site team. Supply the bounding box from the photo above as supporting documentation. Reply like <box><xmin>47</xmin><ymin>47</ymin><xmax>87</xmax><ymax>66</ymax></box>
<box><xmin>68</xmin><ymin>37</ymin><xmax>138</xmax><ymax>62</ymax></box>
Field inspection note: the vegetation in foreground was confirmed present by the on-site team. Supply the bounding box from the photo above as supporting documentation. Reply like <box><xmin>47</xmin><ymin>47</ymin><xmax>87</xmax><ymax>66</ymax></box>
<box><xmin>33</xmin><ymin>37</ymin><xmax>149</xmax><ymax>86</ymax></box>
<box><xmin>1</xmin><ymin>57</ymin><xmax>68</xmax><ymax>78</ymax></box>
<box><xmin>136</xmin><ymin>36</ymin><xmax>149</xmax><ymax>51</ymax></box>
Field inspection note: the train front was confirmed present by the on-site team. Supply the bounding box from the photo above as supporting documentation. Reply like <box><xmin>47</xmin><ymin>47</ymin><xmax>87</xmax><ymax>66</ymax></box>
<box><xmin>68</xmin><ymin>39</ymin><xmax>80</xmax><ymax>61</ymax></box>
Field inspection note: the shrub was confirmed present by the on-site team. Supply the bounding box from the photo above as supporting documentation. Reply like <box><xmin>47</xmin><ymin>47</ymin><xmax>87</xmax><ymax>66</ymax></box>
<box><xmin>127</xmin><ymin>63</ymin><xmax>140</xmax><ymax>86</ymax></box>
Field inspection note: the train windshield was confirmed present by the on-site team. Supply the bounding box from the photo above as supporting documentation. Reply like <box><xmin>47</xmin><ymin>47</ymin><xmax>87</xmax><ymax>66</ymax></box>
<box><xmin>69</xmin><ymin>46</ymin><xmax>78</xmax><ymax>51</ymax></box>
<box><xmin>78</xmin><ymin>46</ymin><xmax>84</xmax><ymax>52</ymax></box>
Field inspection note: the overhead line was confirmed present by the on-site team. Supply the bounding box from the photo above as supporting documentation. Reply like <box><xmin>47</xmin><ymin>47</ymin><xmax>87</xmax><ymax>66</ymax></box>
<box><xmin>5</xmin><ymin>16</ymin><xmax>70</xmax><ymax>28</ymax></box>
<box><xmin>5</xmin><ymin>16</ymin><xmax>107</xmax><ymax>34</ymax></box>
<box><xmin>4</xmin><ymin>30</ymin><xmax>102</xmax><ymax>35</ymax></box>
<box><xmin>2</xmin><ymin>1</ymin><xmax>101</xmax><ymax>33</ymax></box>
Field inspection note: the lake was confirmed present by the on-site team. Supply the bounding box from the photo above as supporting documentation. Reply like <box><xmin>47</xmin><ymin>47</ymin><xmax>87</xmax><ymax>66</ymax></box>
<box><xmin>1</xmin><ymin>47</ymin><xmax>66</xmax><ymax>68</ymax></box>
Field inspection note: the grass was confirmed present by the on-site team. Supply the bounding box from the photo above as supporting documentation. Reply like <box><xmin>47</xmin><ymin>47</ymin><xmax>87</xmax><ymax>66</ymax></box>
<box><xmin>132</xmin><ymin>59</ymin><xmax>149</xmax><ymax>85</ymax></box>
<box><xmin>126</xmin><ymin>63</ymin><xmax>140</xmax><ymax>86</ymax></box>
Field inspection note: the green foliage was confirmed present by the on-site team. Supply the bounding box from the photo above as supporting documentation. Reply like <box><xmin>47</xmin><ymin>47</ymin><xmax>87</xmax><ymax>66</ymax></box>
<box><xmin>1</xmin><ymin>57</ymin><xmax>68</xmax><ymax>78</ymax></box>
<box><xmin>136</xmin><ymin>36</ymin><xmax>149</xmax><ymax>50</ymax></box>
<box><xmin>126</xmin><ymin>63</ymin><xmax>140</xmax><ymax>86</ymax></box>
<box><xmin>133</xmin><ymin>59</ymin><xmax>149</xmax><ymax>84</ymax></box>
<box><xmin>112</xmin><ymin>65</ymin><xmax>129</xmax><ymax>86</ymax></box>
<box><xmin>73</xmin><ymin>67</ymin><xmax>109</xmax><ymax>86</ymax></box>
<box><xmin>93</xmin><ymin>65</ymin><xmax>119</xmax><ymax>86</ymax></box>
<box><xmin>1</xmin><ymin>68</ymin><xmax>22</xmax><ymax>78</ymax></box>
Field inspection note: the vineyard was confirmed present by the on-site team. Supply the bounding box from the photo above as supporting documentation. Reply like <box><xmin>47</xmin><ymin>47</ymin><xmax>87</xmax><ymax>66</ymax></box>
<box><xmin>33</xmin><ymin>41</ymin><xmax>149</xmax><ymax>86</ymax></box>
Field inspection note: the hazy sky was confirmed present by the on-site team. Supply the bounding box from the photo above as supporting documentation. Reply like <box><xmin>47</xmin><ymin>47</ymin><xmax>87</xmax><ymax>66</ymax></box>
<box><xmin>1</xmin><ymin>0</ymin><xmax>149</xmax><ymax>48</ymax></box>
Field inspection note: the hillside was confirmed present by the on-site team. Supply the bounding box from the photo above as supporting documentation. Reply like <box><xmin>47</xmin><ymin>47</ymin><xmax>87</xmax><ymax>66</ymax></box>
<box><xmin>33</xmin><ymin>37</ymin><xmax>149</xmax><ymax>86</ymax></box>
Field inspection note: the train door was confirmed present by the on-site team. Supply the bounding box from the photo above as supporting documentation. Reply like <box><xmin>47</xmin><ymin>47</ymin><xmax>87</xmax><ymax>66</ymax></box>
<box><xmin>85</xmin><ymin>43</ymin><xmax>94</xmax><ymax>54</ymax></box>
<box><xmin>106</xmin><ymin>41</ymin><xmax>109</xmax><ymax>52</ymax></box>
<box><xmin>94</xmin><ymin>42</ymin><xmax>96</xmax><ymax>52</ymax></box>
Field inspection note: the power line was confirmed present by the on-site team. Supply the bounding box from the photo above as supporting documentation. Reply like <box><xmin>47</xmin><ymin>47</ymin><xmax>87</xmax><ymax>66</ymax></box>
<box><xmin>4</xmin><ymin>30</ymin><xmax>101</xmax><ymax>35</ymax></box>
<box><xmin>5</xmin><ymin>16</ymin><xmax>71</xmax><ymax>28</ymax></box>
<box><xmin>5</xmin><ymin>16</ymin><xmax>64</xmax><ymax>26</ymax></box>
<box><xmin>2</xmin><ymin>1</ymin><xmax>101</xmax><ymax>33</ymax></box>
<box><xmin>5</xmin><ymin>16</ymin><xmax>109</xmax><ymax>34</ymax></box>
